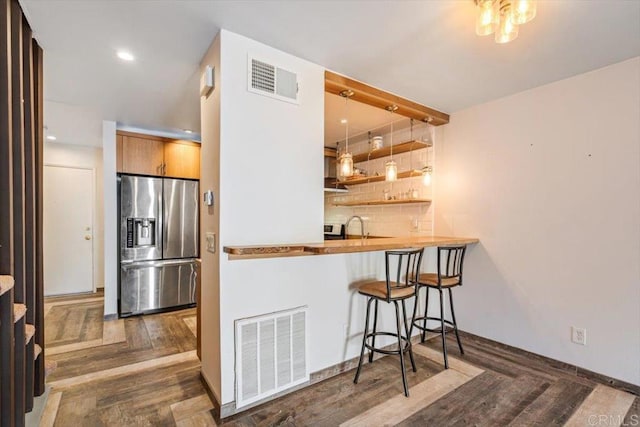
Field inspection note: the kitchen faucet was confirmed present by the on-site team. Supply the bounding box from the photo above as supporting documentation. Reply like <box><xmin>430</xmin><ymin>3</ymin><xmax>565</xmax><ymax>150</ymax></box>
<box><xmin>345</xmin><ymin>215</ymin><xmax>368</xmax><ymax>241</ymax></box>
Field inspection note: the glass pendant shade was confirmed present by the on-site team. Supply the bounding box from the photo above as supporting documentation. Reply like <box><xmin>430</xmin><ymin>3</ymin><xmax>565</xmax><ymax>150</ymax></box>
<box><xmin>385</xmin><ymin>160</ymin><xmax>397</xmax><ymax>182</ymax></box>
<box><xmin>495</xmin><ymin>10</ymin><xmax>519</xmax><ymax>43</ymax></box>
<box><xmin>510</xmin><ymin>0</ymin><xmax>536</xmax><ymax>24</ymax></box>
<box><xmin>476</xmin><ymin>0</ymin><xmax>497</xmax><ymax>36</ymax></box>
<box><xmin>339</xmin><ymin>153</ymin><xmax>353</xmax><ymax>178</ymax></box>
<box><xmin>422</xmin><ymin>168</ymin><xmax>432</xmax><ymax>186</ymax></box>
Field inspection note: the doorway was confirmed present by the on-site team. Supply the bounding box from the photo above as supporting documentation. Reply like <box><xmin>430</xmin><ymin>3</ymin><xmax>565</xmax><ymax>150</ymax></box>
<box><xmin>43</xmin><ymin>165</ymin><xmax>94</xmax><ymax>296</ymax></box>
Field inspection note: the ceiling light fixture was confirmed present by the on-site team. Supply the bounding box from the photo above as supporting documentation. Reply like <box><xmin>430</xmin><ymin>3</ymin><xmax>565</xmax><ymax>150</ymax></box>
<box><xmin>46</xmin><ymin>135</ymin><xmax>56</xmax><ymax>141</ymax></box>
<box><xmin>474</xmin><ymin>0</ymin><xmax>536</xmax><ymax>44</ymax></box>
<box><xmin>116</xmin><ymin>50</ymin><xmax>135</xmax><ymax>61</ymax></box>
<box><xmin>338</xmin><ymin>90</ymin><xmax>354</xmax><ymax>179</ymax></box>
<box><xmin>385</xmin><ymin>105</ymin><xmax>398</xmax><ymax>182</ymax></box>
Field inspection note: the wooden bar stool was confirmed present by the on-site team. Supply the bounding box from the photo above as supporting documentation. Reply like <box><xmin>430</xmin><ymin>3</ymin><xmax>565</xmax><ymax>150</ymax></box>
<box><xmin>412</xmin><ymin>245</ymin><xmax>467</xmax><ymax>369</ymax></box>
<box><xmin>353</xmin><ymin>248</ymin><xmax>424</xmax><ymax>397</ymax></box>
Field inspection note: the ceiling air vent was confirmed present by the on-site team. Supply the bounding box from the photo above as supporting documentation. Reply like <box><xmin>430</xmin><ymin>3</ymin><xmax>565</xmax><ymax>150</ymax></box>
<box><xmin>248</xmin><ymin>56</ymin><xmax>299</xmax><ymax>104</ymax></box>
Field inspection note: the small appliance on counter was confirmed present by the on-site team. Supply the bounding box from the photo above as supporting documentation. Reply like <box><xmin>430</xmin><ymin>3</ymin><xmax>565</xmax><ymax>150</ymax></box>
<box><xmin>324</xmin><ymin>223</ymin><xmax>345</xmax><ymax>240</ymax></box>
<box><xmin>118</xmin><ymin>174</ymin><xmax>199</xmax><ymax>317</ymax></box>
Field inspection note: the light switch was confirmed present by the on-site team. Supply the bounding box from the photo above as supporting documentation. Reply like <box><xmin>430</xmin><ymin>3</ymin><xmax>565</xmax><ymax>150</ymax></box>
<box><xmin>206</xmin><ymin>232</ymin><xmax>216</xmax><ymax>253</ymax></box>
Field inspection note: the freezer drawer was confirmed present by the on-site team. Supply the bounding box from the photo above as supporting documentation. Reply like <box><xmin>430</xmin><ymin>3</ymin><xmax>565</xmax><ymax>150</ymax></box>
<box><xmin>120</xmin><ymin>259</ymin><xmax>199</xmax><ymax>316</ymax></box>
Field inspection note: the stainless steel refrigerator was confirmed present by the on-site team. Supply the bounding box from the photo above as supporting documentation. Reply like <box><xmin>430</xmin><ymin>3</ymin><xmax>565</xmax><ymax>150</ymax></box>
<box><xmin>118</xmin><ymin>175</ymin><xmax>199</xmax><ymax>316</ymax></box>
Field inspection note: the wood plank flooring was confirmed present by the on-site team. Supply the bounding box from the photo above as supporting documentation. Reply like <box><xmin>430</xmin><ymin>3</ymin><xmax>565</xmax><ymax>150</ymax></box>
<box><xmin>43</xmin><ymin>294</ymin><xmax>639</xmax><ymax>426</ymax></box>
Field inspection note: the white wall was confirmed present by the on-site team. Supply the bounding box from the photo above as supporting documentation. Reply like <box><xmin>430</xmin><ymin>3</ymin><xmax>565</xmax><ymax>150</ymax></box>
<box><xmin>199</xmin><ymin>32</ymin><xmax>222</xmax><ymax>402</ymax></box>
<box><xmin>201</xmin><ymin>30</ymin><xmax>430</xmax><ymax>406</ymax></box>
<box><xmin>102</xmin><ymin>121</ymin><xmax>118</xmax><ymax>316</ymax></box>
<box><xmin>435</xmin><ymin>57</ymin><xmax>640</xmax><ymax>385</ymax></box>
<box><xmin>43</xmin><ymin>142</ymin><xmax>104</xmax><ymax>290</ymax></box>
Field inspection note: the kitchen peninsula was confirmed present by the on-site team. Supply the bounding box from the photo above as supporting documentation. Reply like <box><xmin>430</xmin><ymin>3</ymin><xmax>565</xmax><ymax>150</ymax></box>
<box><xmin>224</xmin><ymin>236</ymin><xmax>479</xmax><ymax>259</ymax></box>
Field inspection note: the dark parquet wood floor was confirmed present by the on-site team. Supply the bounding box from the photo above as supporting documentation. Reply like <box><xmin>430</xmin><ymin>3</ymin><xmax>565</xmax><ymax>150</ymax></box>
<box><xmin>43</xmin><ymin>293</ymin><xmax>639</xmax><ymax>427</ymax></box>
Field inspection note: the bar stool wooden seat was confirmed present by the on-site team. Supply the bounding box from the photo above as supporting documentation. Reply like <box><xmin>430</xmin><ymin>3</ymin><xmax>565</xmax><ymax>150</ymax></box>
<box><xmin>353</xmin><ymin>249</ymin><xmax>424</xmax><ymax>397</ymax></box>
<box><xmin>412</xmin><ymin>245</ymin><xmax>467</xmax><ymax>369</ymax></box>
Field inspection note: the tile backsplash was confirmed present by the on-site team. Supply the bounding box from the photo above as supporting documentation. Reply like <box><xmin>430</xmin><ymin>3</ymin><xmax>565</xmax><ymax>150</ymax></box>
<box><xmin>325</xmin><ymin>121</ymin><xmax>435</xmax><ymax>238</ymax></box>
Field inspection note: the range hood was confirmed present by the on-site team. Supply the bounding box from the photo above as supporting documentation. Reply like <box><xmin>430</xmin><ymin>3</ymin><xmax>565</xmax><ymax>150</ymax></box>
<box><xmin>324</xmin><ymin>147</ymin><xmax>348</xmax><ymax>193</ymax></box>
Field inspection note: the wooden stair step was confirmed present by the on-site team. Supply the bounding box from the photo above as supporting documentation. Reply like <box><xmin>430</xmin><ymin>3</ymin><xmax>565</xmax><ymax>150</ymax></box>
<box><xmin>34</xmin><ymin>343</ymin><xmax>42</xmax><ymax>360</ymax></box>
<box><xmin>14</xmin><ymin>303</ymin><xmax>27</xmax><ymax>323</ymax></box>
<box><xmin>45</xmin><ymin>359</ymin><xmax>57</xmax><ymax>378</ymax></box>
<box><xmin>25</xmin><ymin>323</ymin><xmax>35</xmax><ymax>344</ymax></box>
<box><xmin>0</xmin><ymin>275</ymin><xmax>14</xmax><ymax>296</ymax></box>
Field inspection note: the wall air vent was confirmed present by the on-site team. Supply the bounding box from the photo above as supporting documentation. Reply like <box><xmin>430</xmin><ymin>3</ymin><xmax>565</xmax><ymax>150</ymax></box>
<box><xmin>235</xmin><ymin>306</ymin><xmax>309</xmax><ymax>409</ymax></box>
<box><xmin>248</xmin><ymin>55</ymin><xmax>299</xmax><ymax>104</ymax></box>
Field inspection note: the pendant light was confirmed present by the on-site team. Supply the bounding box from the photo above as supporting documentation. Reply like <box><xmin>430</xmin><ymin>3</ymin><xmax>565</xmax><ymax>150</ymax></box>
<box><xmin>385</xmin><ymin>105</ymin><xmax>398</xmax><ymax>182</ymax></box>
<box><xmin>495</xmin><ymin>2</ymin><xmax>519</xmax><ymax>43</ymax></box>
<box><xmin>422</xmin><ymin>119</ymin><xmax>433</xmax><ymax>186</ymax></box>
<box><xmin>510</xmin><ymin>0</ymin><xmax>536</xmax><ymax>25</ymax></box>
<box><xmin>338</xmin><ymin>90</ymin><xmax>354</xmax><ymax>179</ymax></box>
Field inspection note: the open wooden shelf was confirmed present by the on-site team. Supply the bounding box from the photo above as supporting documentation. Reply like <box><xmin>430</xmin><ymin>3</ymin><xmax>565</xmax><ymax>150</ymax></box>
<box><xmin>333</xmin><ymin>199</ymin><xmax>431</xmax><ymax>207</ymax></box>
<box><xmin>332</xmin><ymin>169</ymin><xmax>424</xmax><ymax>186</ymax></box>
<box><xmin>350</xmin><ymin>140</ymin><xmax>431</xmax><ymax>164</ymax></box>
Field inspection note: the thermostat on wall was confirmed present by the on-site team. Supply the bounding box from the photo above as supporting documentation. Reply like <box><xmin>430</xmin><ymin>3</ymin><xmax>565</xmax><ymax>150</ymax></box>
<box><xmin>200</xmin><ymin>65</ymin><xmax>214</xmax><ymax>97</ymax></box>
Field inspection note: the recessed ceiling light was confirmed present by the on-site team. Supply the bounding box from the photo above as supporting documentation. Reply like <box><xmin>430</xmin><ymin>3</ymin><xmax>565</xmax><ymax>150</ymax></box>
<box><xmin>116</xmin><ymin>50</ymin><xmax>135</xmax><ymax>61</ymax></box>
<box><xmin>46</xmin><ymin>135</ymin><xmax>56</xmax><ymax>141</ymax></box>
<box><xmin>340</xmin><ymin>119</ymin><xmax>348</xmax><ymax>124</ymax></box>
<box><xmin>184</xmin><ymin>129</ymin><xmax>193</xmax><ymax>134</ymax></box>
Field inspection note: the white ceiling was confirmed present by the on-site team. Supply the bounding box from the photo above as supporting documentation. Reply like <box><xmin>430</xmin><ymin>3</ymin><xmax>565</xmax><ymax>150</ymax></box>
<box><xmin>22</xmin><ymin>0</ymin><xmax>640</xmax><ymax>141</ymax></box>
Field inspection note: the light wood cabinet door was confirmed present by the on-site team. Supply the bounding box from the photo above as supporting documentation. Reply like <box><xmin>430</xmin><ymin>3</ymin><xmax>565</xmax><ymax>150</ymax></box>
<box><xmin>164</xmin><ymin>140</ymin><xmax>200</xmax><ymax>179</ymax></box>
<box><xmin>116</xmin><ymin>134</ymin><xmax>124</xmax><ymax>172</ymax></box>
<box><xmin>121</xmin><ymin>136</ymin><xmax>165</xmax><ymax>176</ymax></box>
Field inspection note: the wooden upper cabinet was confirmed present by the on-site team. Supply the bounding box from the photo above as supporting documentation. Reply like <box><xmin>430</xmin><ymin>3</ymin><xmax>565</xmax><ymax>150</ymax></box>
<box><xmin>116</xmin><ymin>131</ymin><xmax>200</xmax><ymax>179</ymax></box>
<box><xmin>116</xmin><ymin>134</ymin><xmax>124</xmax><ymax>172</ymax></box>
<box><xmin>121</xmin><ymin>135</ymin><xmax>165</xmax><ymax>176</ymax></box>
<box><xmin>164</xmin><ymin>140</ymin><xmax>200</xmax><ymax>180</ymax></box>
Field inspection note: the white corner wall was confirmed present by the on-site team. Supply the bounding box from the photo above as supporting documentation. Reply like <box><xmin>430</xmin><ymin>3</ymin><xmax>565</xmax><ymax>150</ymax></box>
<box><xmin>434</xmin><ymin>57</ymin><xmax>640</xmax><ymax>385</ymax></box>
<box><xmin>199</xmin><ymin>32</ymin><xmax>222</xmax><ymax>402</ymax></box>
<box><xmin>102</xmin><ymin>120</ymin><xmax>118</xmax><ymax>316</ymax></box>
<box><xmin>216</xmin><ymin>29</ymin><xmax>325</xmax><ymax>404</ymax></box>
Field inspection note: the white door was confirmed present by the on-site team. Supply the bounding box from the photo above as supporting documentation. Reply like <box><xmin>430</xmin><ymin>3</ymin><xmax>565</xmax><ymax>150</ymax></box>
<box><xmin>44</xmin><ymin>165</ymin><xmax>94</xmax><ymax>296</ymax></box>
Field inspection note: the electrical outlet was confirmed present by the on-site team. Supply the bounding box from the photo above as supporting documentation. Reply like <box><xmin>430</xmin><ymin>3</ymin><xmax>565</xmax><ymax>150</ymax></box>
<box><xmin>206</xmin><ymin>232</ymin><xmax>216</xmax><ymax>254</ymax></box>
<box><xmin>571</xmin><ymin>326</ymin><xmax>587</xmax><ymax>345</ymax></box>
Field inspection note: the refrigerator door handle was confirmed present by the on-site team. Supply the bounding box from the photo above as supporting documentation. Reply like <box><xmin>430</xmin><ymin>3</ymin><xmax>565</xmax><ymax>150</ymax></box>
<box><xmin>121</xmin><ymin>259</ymin><xmax>200</xmax><ymax>269</ymax></box>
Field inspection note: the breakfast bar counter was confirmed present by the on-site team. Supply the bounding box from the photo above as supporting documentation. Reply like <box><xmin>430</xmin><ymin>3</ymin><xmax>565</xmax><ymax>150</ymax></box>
<box><xmin>223</xmin><ymin>236</ymin><xmax>479</xmax><ymax>260</ymax></box>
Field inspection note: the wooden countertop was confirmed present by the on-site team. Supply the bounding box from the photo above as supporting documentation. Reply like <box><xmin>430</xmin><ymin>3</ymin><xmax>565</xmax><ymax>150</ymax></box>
<box><xmin>223</xmin><ymin>236</ymin><xmax>479</xmax><ymax>260</ymax></box>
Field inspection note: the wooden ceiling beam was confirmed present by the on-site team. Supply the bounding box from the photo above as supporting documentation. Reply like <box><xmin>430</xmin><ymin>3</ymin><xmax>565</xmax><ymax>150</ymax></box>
<box><xmin>325</xmin><ymin>70</ymin><xmax>450</xmax><ymax>126</ymax></box>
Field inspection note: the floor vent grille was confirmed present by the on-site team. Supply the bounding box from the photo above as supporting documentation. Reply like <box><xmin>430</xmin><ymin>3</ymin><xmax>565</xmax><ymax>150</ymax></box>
<box><xmin>235</xmin><ymin>306</ymin><xmax>308</xmax><ymax>408</ymax></box>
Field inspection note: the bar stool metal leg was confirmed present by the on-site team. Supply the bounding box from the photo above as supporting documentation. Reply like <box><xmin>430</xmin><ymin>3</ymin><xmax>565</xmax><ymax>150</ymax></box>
<box><xmin>421</xmin><ymin>286</ymin><xmax>430</xmax><ymax>343</ymax></box>
<box><xmin>369</xmin><ymin>299</ymin><xmax>379</xmax><ymax>363</ymax></box>
<box><xmin>401</xmin><ymin>300</ymin><xmax>416</xmax><ymax>372</ymax></box>
<box><xmin>394</xmin><ymin>301</ymin><xmax>409</xmax><ymax>397</ymax></box>
<box><xmin>354</xmin><ymin>297</ymin><xmax>374</xmax><ymax>384</ymax></box>
<box><xmin>449</xmin><ymin>288</ymin><xmax>464</xmax><ymax>354</ymax></box>
<box><xmin>439</xmin><ymin>289</ymin><xmax>449</xmax><ymax>369</ymax></box>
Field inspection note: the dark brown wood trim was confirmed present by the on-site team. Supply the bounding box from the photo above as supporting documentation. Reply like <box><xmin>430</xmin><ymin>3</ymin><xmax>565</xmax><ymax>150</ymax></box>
<box><xmin>0</xmin><ymin>289</ymin><xmax>16</xmax><ymax>426</ymax></box>
<box><xmin>199</xmin><ymin>373</ymin><xmax>221</xmax><ymax>425</ymax></box>
<box><xmin>20</xmin><ymin>14</ymin><xmax>33</xmax><ymax>323</ymax></box>
<box><xmin>10</xmin><ymin>0</ymin><xmax>24</xmax><ymax>304</ymax></box>
<box><xmin>21</xmin><ymin>15</ymin><xmax>34</xmax><ymax>412</ymax></box>
<box><xmin>32</xmin><ymin>39</ymin><xmax>44</xmax><ymax>397</ymax></box>
<box><xmin>325</xmin><ymin>70</ymin><xmax>450</xmax><ymax>126</ymax></box>
<box><xmin>0</xmin><ymin>0</ymin><xmax>13</xmax><ymax>277</ymax></box>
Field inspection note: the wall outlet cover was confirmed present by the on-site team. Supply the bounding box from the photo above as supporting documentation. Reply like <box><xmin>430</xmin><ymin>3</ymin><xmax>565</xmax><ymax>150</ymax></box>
<box><xmin>206</xmin><ymin>232</ymin><xmax>216</xmax><ymax>254</ymax></box>
<box><xmin>571</xmin><ymin>326</ymin><xmax>587</xmax><ymax>345</ymax></box>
